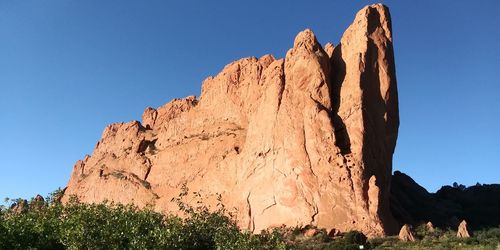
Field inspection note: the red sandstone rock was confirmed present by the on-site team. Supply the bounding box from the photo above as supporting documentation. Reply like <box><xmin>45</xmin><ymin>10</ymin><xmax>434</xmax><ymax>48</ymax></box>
<box><xmin>324</xmin><ymin>42</ymin><xmax>335</xmax><ymax>58</ymax></box>
<box><xmin>398</xmin><ymin>224</ymin><xmax>415</xmax><ymax>242</ymax></box>
<box><xmin>62</xmin><ymin>4</ymin><xmax>399</xmax><ymax>237</ymax></box>
<box><xmin>10</xmin><ymin>199</ymin><xmax>28</xmax><ymax>214</ymax></box>
<box><xmin>457</xmin><ymin>220</ymin><xmax>470</xmax><ymax>238</ymax></box>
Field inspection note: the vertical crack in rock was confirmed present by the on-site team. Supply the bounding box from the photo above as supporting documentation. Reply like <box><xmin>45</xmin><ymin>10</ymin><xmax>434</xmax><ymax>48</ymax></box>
<box><xmin>260</xmin><ymin>195</ymin><xmax>277</xmax><ymax>215</ymax></box>
<box><xmin>246</xmin><ymin>192</ymin><xmax>255</xmax><ymax>232</ymax></box>
<box><xmin>144</xmin><ymin>164</ymin><xmax>152</xmax><ymax>181</ymax></box>
<box><xmin>330</xmin><ymin>43</ymin><xmax>351</xmax><ymax>156</ymax></box>
<box><xmin>299</xmin><ymin>182</ymin><xmax>319</xmax><ymax>225</ymax></box>
<box><xmin>276</xmin><ymin>67</ymin><xmax>285</xmax><ymax>112</ymax></box>
<box><xmin>303</xmin><ymin>121</ymin><xmax>317</xmax><ymax>179</ymax></box>
<box><xmin>311</xmin><ymin>204</ymin><xmax>319</xmax><ymax>224</ymax></box>
<box><xmin>342</xmin><ymin>155</ymin><xmax>355</xmax><ymax>194</ymax></box>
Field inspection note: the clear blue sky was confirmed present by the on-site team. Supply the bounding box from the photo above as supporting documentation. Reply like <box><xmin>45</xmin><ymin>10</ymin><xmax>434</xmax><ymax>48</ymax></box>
<box><xmin>1</xmin><ymin>0</ymin><xmax>499</xmax><ymax>200</ymax></box>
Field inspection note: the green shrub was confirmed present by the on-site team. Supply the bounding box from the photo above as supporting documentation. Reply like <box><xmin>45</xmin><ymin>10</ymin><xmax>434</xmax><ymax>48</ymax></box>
<box><xmin>2</xmin><ymin>190</ymin><xmax>500</xmax><ymax>249</ymax></box>
<box><xmin>0</xmin><ymin>189</ymin><xmax>294</xmax><ymax>249</ymax></box>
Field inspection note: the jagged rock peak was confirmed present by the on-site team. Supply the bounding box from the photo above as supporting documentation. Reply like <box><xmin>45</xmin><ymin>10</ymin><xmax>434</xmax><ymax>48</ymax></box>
<box><xmin>62</xmin><ymin>4</ymin><xmax>399</xmax><ymax>238</ymax></box>
<box><xmin>348</xmin><ymin>4</ymin><xmax>393</xmax><ymax>42</ymax></box>
<box><xmin>324</xmin><ymin>42</ymin><xmax>335</xmax><ymax>58</ymax></box>
<box><xmin>292</xmin><ymin>29</ymin><xmax>323</xmax><ymax>52</ymax></box>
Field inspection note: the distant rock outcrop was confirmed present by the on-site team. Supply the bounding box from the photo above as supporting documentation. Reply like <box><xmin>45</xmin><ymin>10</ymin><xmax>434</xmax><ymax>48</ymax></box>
<box><xmin>391</xmin><ymin>171</ymin><xmax>500</xmax><ymax>230</ymax></box>
<box><xmin>30</xmin><ymin>194</ymin><xmax>45</xmax><ymax>211</ymax></box>
<box><xmin>62</xmin><ymin>4</ymin><xmax>399</xmax><ymax>237</ymax></box>
<box><xmin>10</xmin><ymin>199</ymin><xmax>28</xmax><ymax>214</ymax></box>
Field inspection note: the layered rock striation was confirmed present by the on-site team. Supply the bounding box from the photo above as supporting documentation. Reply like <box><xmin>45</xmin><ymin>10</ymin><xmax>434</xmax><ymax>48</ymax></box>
<box><xmin>63</xmin><ymin>4</ymin><xmax>399</xmax><ymax>237</ymax></box>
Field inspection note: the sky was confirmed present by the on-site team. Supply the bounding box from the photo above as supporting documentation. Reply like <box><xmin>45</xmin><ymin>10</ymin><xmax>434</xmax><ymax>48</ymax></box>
<box><xmin>1</xmin><ymin>0</ymin><xmax>499</xmax><ymax>200</ymax></box>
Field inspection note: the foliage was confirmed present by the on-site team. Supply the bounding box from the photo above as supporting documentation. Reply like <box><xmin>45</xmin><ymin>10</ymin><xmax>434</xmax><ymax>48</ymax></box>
<box><xmin>368</xmin><ymin>223</ymin><xmax>500</xmax><ymax>250</ymax></box>
<box><xmin>0</xmin><ymin>188</ymin><xmax>291</xmax><ymax>250</ymax></box>
<box><xmin>1</xmin><ymin>190</ymin><xmax>500</xmax><ymax>249</ymax></box>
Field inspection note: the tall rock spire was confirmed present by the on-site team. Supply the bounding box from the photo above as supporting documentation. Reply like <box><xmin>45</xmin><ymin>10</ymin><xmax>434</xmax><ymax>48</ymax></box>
<box><xmin>330</xmin><ymin>3</ymin><xmax>399</xmax><ymax>233</ymax></box>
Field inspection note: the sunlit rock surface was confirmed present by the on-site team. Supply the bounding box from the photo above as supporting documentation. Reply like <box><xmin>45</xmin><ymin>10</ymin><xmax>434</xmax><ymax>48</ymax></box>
<box><xmin>63</xmin><ymin>4</ymin><xmax>399</xmax><ymax>237</ymax></box>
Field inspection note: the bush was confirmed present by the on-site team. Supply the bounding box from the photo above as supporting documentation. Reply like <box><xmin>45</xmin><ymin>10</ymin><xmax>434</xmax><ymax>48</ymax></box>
<box><xmin>2</xmin><ymin>190</ymin><xmax>500</xmax><ymax>249</ymax></box>
<box><xmin>0</xmin><ymin>189</ymin><xmax>292</xmax><ymax>250</ymax></box>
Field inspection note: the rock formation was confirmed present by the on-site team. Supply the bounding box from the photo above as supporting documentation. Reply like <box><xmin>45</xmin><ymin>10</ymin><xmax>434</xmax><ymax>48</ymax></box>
<box><xmin>457</xmin><ymin>220</ymin><xmax>470</xmax><ymax>238</ymax></box>
<box><xmin>398</xmin><ymin>224</ymin><xmax>415</xmax><ymax>242</ymax></box>
<box><xmin>426</xmin><ymin>221</ymin><xmax>435</xmax><ymax>232</ymax></box>
<box><xmin>62</xmin><ymin>4</ymin><xmax>399</xmax><ymax>237</ymax></box>
<box><xmin>33</xmin><ymin>194</ymin><xmax>44</xmax><ymax>202</ymax></box>
<box><xmin>391</xmin><ymin>171</ymin><xmax>500</xmax><ymax>230</ymax></box>
<box><xmin>30</xmin><ymin>194</ymin><xmax>45</xmax><ymax>211</ymax></box>
<box><xmin>10</xmin><ymin>199</ymin><xmax>28</xmax><ymax>214</ymax></box>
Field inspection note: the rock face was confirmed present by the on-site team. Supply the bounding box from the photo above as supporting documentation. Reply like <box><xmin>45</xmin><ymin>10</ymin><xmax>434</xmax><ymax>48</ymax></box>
<box><xmin>62</xmin><ymin>4</ymin><xmax>399</xmax><ymax>237</ymax></box>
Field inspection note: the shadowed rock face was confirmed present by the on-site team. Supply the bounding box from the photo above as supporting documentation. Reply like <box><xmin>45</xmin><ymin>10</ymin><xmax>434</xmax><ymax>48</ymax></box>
<box><xmin>63</xmin><ymin>4</ymin><xmax>399</xmax><ymax>237</ymax></box>
<box><xmin>390</xmin><ymin>171</ymin><xmax>500</xmax><ymax>231</ymax></box>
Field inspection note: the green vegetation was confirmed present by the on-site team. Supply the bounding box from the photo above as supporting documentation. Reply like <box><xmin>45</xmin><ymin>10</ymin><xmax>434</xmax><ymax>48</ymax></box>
<box><xmin>1</xmin><ymin>189</ymin><xmax>499</xmax><ymax>249</ymax></box>
<box><xmin>0</xmin><ymin>189</ymin><xmax>291</xmax><ymax>250</ymax></box>
<box><xmin>370</xmin><ymin>225</ymin><xmax>500</xmax><ymax>250</ymax></box>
